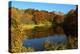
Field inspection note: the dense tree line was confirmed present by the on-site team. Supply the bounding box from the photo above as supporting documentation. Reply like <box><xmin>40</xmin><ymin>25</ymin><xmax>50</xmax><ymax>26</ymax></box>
<box><xmin>63</xmin><ymin>6</ymin><xmax>78</xmax><ymax>37</ymax></box>
<box><xmin>10</xmin><ymin>7</ymin><xmax>64</xmax><ymax>25</ymax></box>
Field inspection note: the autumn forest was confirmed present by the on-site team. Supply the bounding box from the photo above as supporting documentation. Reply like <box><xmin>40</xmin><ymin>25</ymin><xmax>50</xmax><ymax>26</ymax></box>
<box><xmin>9</xmin><ymin>1</ymin><xmax>78</xmax><ymax>53</ymax></box>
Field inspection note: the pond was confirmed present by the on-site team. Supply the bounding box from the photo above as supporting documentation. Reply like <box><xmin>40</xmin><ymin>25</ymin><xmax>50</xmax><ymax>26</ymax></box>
<box><xmin>23</xmin><ymin>34</ymin><xmax>67</xmax><ymax>51</ymax></box>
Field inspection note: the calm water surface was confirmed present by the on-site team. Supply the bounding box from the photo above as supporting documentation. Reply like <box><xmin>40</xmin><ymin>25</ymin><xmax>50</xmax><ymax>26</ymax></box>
<box><xmin>23</xmin><ymin>34</ymin><xmax>67</xmax><ymax>51</ymax></box>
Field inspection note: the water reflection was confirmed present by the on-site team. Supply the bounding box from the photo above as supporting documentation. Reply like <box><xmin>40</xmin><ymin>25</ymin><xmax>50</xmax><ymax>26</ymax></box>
<box><xmin>23</xmin><ymin>26</ymin><xmax>78</xmax><ymax>51</ymax></box>
<box><xmin>23</xmin><ymin>34</ymin><xmax>67</xmax><ymax>51</ymax></box>
<box><xmin>25</xmin><ymin>26</ymin><xmax>64</xmax><ymax>39</ymax></box>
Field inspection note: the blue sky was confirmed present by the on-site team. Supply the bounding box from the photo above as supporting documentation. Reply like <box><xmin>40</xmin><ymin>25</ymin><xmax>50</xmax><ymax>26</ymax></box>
<box><xmin>9</xmin><ymin>1</ymin><xmax>76</xmax><ymax>14</ymax></box>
